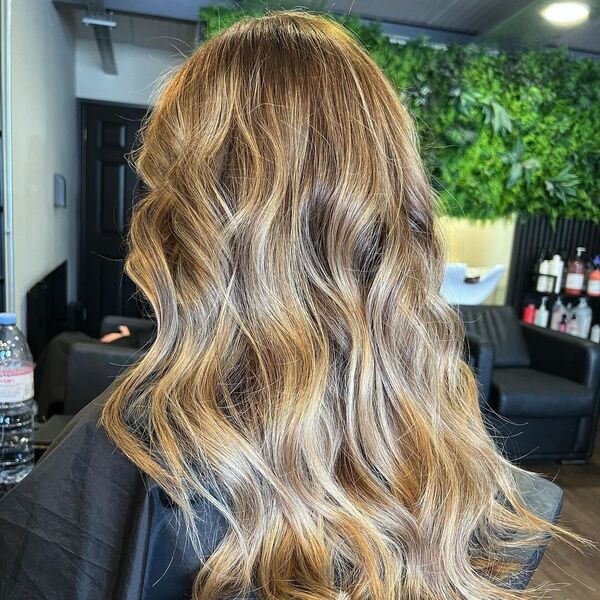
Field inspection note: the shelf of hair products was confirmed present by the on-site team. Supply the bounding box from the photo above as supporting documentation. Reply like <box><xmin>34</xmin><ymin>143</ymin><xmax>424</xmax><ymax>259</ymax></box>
<box><xmin>523</xmin><ymin>247</ymin><xmax>600</xmax><ymax>343</ymax></box>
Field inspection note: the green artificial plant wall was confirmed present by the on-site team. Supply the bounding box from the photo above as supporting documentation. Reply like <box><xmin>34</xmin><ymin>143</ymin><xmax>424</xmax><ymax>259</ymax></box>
<box><xmin>200</xmin><ymin>7</ymin><xmax>600</xmax><ymax>223</ymax></box>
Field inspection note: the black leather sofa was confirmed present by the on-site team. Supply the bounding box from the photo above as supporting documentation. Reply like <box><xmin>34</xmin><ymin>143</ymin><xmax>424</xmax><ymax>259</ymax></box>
<box><xmin>34</xmin><ymin>316</ymin><xmax>154</xmax><ymax>453</ymax></box>
<box><xmin>462</xmin><ymin>331</ymin><xmax>495</xmax><ymax>410</ymax></box>
<box><xmin>458</xmin><ymin>304</ymin><xmax>600</xmax><ymax>463</ymax></box>
<box><xmin>63</xmin><ymin>315</ymin><xmax>154</xmax><ymax>414</ymax></box>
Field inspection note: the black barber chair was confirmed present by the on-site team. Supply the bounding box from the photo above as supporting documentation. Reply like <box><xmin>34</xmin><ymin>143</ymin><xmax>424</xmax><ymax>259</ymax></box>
<box><xmin>458</xmin><ymin>304</ymin><xmax>600</xmax><ymax>463</ymax></box>
<box><xmin>34</xmin><ymin>316</ymin><xmax>154</xmax><ymax>454</ymax></box>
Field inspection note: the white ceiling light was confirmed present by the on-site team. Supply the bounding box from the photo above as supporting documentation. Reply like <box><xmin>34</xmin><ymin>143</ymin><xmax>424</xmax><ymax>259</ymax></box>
<box><xmin>540</xmin><ymin>2</ymin><xmax>590</xmax><ymax>26</ymax></box>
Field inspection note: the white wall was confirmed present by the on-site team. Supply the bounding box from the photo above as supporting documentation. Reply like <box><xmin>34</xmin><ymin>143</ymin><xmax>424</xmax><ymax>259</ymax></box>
<box><xmin>438</xmin><ymin>216</ymin><xmax>516</xmax><ymax>304</ymax></box>
<box><xmin>76</xmin><ymin>38</ymin><xmax>187</xmax><ymax>106</ymax></box>
<box><xmin>8</xmin><ymin>5</ymin><xmax>191</xmax><ymax>330</ymax></box>
<box><xmin>11</xmin><ymin>0</ymin><xmax>78</xmax><ymax>328</ymax></box>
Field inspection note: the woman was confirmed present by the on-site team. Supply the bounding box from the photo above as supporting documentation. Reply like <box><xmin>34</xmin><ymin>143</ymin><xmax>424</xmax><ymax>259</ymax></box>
<box><xmin>0</xmin><ymin>12</ymin><xmax>569</xmax><ymax>600</ymax></box>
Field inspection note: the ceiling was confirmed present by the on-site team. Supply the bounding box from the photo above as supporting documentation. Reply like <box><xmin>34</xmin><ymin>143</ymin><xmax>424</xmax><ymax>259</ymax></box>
<box><xmin>316</xmin><ymin>0</ymin><xmax>600</xmax><ymax>55</ymax></box>
<box><xmin>63</xmin><ymin>8</ymin><xmax>198</xmax><ymax>52</ymax></box>
<box><xmin>54</xmin><ymin>0</ymin><xmax>600</xmax><ymax>56</ymax></box>
<box><xmin>328</xmin><ymin>0</ymin><xmax>531</xmax><ymax>32</ymax></box>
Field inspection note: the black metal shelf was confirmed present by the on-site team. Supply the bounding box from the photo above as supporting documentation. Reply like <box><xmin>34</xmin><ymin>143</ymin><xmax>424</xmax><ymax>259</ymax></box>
<box><xmin>523</xmin><ymin>287</ymin><xmax>600</xmax><ymax>326</ymax></box>
<box><xmin>527</xmin><ymin>289</ymin><xmax>600</xmax><ymax>301</ymax></box>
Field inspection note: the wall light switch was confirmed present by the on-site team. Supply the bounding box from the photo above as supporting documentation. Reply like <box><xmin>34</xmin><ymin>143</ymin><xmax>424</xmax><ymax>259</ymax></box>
<box><xmin>54</xmin><ymin>173</ymin><xmax>66</xmax><ymax>208</ymax></box>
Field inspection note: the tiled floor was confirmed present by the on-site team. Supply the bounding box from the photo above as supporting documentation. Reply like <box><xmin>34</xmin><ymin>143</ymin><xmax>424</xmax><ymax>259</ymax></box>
<box><xmin>529</xmin><ymin>431</ymin><xmax>600</xmax><ymax>599</ymax></box>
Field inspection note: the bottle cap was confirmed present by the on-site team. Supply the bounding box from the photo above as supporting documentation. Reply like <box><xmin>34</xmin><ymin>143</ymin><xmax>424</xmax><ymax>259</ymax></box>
<box><xmin>0</xmin><ymin>312</ymin><xmax>17</xmax><ymax>326</ymax></box>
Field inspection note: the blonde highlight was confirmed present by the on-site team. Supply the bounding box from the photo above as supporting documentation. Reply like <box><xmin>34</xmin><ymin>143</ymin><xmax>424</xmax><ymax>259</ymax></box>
<box><xmin>102</xmin><ymin>12</ymin><xmax>570</xmax><ymax>599</ymax></box>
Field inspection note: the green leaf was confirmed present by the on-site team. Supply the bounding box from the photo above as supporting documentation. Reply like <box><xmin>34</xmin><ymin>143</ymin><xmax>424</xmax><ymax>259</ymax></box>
<box><xmin>507</xmin><ymin>163</ymin><xmax>524</xmax><ymax>189</ymax></box>
<box><xmin>522</xmin><ymin>158</ymin><xmax>540</xmax><ymax>171</ymax></box>
<box><xmin>491</xmin><ymin>102</ymin><xmax>513</xmax><ymax>135</ymax></box>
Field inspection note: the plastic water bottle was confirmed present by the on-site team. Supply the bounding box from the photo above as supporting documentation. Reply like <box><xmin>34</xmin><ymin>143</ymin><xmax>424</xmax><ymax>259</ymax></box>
<box><xmin>0</xmin><ymin>313</ymin><xmax>36</xmax><ymax>489</ymax></box>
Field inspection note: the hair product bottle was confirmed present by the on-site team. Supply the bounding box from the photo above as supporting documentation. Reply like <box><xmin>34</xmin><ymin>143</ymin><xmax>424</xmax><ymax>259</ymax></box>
<box><xmin>533</xmin><ymin>249</ymin><xmax>547</xmax><ymax>278</ymax></box>
<box><xmin>574</xmin><ymin>297</ymin><xmax>593</xmax><ymax>339</ymax></box>
<box><xmin>566</xmin><ymin>301</ymin><xmax>574</xmax><ymax>320</ymax></box>
<box><xmin>522</xmin><ymin>303</ymin><xmax>536</xmax><ymax>324</ymax></box>
<box><xmin>536</xmin><ymin>256</ymin><xmax>551</xmax><ymax>293</ymax></box>
<box><xmin>549</xmin><ymin>253</ymin><xmax>564</xmax><ymax>293</ymax></box>
<box><xmin>550</xmin><ymin>297</ymin><xmax>565</xmax><ymax>331</ymax></box>
<box><xmin>534</xmin><ymin>297</ymin><xmax>550</xmax><ymax>328</ymax></box>
<box><xmin>591</xmin><ymin>324</ymin><xmax>600</xmax><ymax>343</ymax></box>
<box><xmin>559</xmin><ymin>314</ymin><xmax>568</xmax><ymax>333</ymax></box>
<box><xmin>567</xmin><ymin>313</ymin><xmax>579</xmax><ymax>336</ymax></box>
<box><xmin>587</xmin><ymin>256</ymin><xmax>600</xmax><ymax>298</ymax></box>
<box><xmin>564</xmin><ymin>247</ymin><xmax>586</xmax><ymax>296</ymax></box>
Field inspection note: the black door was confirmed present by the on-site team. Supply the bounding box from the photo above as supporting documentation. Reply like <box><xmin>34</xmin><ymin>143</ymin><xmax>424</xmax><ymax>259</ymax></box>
<box><xmin>80</xmin><ymin>102</ymin><xmax>147</xmax><ymax>335</ymax></box>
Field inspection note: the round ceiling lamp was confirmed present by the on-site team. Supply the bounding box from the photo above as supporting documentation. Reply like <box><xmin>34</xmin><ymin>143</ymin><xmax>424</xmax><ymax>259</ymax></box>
<box><xmin>540</xmin><ymin>2</ymin><xmax>590</xmax><ymax>25</ymax></box>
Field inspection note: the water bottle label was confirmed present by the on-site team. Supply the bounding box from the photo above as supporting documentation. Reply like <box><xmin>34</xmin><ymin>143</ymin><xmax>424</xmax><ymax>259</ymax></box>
<box><xmin>0</xmin><ymin>366</ymin><xmax>34</xmax><ymax>402</ymax></box>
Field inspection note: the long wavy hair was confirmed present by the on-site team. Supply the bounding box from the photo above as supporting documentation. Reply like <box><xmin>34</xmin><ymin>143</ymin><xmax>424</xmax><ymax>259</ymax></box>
<box><xmin>102</xmin><ymin>12</ymin><xmax>565</xmax><ymax>599</ymax></box>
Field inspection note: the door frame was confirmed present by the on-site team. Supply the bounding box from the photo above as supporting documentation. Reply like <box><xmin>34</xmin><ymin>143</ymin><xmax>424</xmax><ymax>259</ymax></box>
<box><xmin>78</xmin><ymin>99</ymin><xmax>148</xmax><ymax>333</ymax></box>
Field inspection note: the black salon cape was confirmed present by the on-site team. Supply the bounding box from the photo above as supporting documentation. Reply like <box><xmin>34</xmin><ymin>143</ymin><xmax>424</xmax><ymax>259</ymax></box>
<box><xmin>0</xmin><ymin>391</ymin><xmax>563</xmax><ymax>600</ymax></box>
